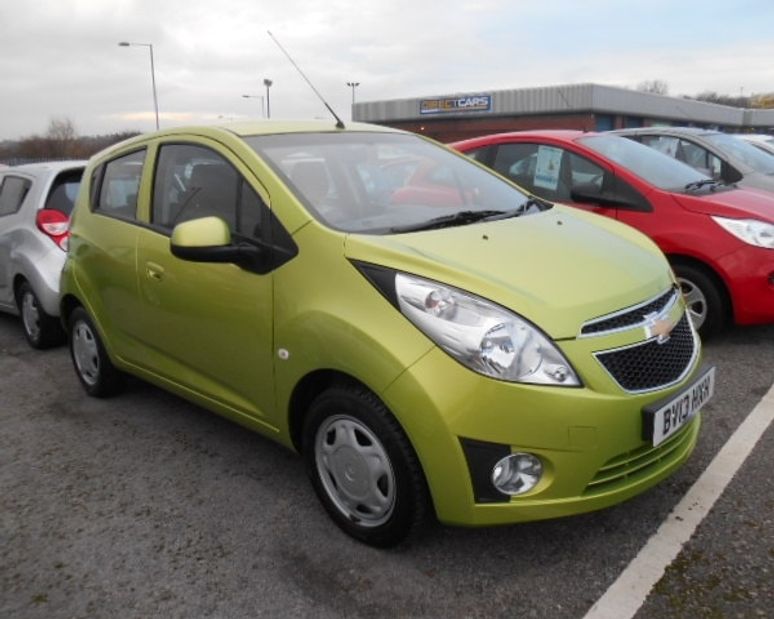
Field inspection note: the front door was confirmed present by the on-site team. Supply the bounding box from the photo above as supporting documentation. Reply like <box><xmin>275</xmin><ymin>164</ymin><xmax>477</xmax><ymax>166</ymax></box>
<box><xmin>131</xmin><ymin>142</ymin><xmax>277</xmax><ymax>425</ymax></box>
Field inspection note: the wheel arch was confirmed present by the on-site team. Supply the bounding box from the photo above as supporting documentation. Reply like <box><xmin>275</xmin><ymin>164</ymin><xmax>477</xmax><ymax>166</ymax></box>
<box><xmin>287</xmin><ymin>369</ymin><xmax>369</xmax><ymax>453</ymax></box>
<box><xmin>667</xmin><ymin>253</ymin><xmax>733</xmax><ymax>322</ymax></box>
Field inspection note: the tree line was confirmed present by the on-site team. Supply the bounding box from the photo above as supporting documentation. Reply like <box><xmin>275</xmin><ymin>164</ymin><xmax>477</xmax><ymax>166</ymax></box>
<box><xmin>0</xmin><ymin>118</ymin><xmax>140</xmax><ymax>165</ymax></box>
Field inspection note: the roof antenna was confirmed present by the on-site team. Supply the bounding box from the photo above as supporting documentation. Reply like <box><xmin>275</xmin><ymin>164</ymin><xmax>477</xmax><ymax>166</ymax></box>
<box><xmin>267</xmin><ymin>30</ymin><xmax>346</xmax><ymax>129</ymax></box>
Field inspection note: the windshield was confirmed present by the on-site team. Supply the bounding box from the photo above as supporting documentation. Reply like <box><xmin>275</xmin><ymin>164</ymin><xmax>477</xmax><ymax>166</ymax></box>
<box><xmin>579</xmin><ymin>135</ymin><xmax>710</xmax><ymax>191</ymax></box>
<box><xmin>705</xmin><ymin>133</ymin><xmax>774</xmax><ymax>175</ymax></box>
<box><xmin>246</xmin><ymin>132</ymin><xmax>540</xmax><ymax>234</ymax></box>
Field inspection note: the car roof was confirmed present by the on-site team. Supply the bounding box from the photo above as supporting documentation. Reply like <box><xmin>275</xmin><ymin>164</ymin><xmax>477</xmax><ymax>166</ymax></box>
<box><xmin>452</xmin><ymin>129</ymin><xmax>596</xmax><ymax>148</ymax></box>
<box><xmin>611</xmin><ymin>126</ymin><xmax>720</xmax><ymax>137</ymax></box>
<box><xmin>2</xmin><ymin>160</ymin><xmax>87</xmax><ymax>174</ymax></box>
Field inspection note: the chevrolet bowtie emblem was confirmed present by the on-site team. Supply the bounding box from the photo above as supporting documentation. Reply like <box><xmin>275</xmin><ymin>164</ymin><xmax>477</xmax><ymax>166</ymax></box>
<box><xmin>644</xmin><ymin>311</ymin><xmax>677</xmax><ymax>344</ymax></box>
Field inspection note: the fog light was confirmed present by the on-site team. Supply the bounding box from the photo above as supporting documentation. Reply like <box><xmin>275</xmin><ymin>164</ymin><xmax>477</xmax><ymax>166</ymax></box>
<box><xmin>491</xmin><ymin>453</ymin><xmax>543</xmax><ymax>496</ymax></box>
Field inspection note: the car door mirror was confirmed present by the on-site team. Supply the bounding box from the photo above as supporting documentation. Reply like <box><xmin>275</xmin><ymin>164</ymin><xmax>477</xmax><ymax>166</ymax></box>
<box><xmin>170</xmin><ymin>216</ymin><xmax>261</xmax><ymax>265</ymax></box>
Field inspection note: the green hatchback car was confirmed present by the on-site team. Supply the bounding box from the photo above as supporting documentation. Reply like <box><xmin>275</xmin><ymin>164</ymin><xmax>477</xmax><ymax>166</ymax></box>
<box><xmin>60</xmin><ymin>121</ymin><xmax>714</xmax><ymax>546</ymax></box>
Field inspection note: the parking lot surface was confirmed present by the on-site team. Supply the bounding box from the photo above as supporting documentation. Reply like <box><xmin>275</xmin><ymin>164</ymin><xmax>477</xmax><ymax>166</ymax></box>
<box><xmin>1</xmin><ymin>314</ymin><xmax>772</xmax><ymax>618</ymax></box>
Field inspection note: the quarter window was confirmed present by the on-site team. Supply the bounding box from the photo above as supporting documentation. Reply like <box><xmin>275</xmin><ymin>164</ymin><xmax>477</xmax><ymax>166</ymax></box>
<box><xmin>95</xmin><ymin>150</ymin><xmax>146</xmax><ymax>219</ymax></box>
<box><xmin>0</xmin><ymin>176</ymin><xmax>32</xmax><ymax>216</ymax></box>
<box><xmin>152</xmin><ymin>144</ymin><xmax>266</xmax><ymax>240</ymax></box>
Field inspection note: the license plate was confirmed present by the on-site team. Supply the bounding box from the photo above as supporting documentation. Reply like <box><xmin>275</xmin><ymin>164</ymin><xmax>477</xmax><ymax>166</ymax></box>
<box><xmin>643</xmin><ymin>366</ymin><xmax>715</xmax><ymax>447</ymax></box>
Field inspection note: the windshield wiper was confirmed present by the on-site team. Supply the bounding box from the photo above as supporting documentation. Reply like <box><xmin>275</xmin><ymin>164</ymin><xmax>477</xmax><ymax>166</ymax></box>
<box><xmin>684</xmin><ymin>179</ymin><xmax>722</xmax><ymax>192</ymax></box>
<box><xmin>390</xmin><ymin>210</ymin><xmax>508</xmax><ymax>233</ymax></box>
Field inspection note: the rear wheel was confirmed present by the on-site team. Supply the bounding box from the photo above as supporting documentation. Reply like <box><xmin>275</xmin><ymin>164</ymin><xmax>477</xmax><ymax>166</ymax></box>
<box><xmin>17</xmin><ymin>281</ymin><xmax>64</xmax><ymax>349</ymax></box>
<box><xmin>68</xmin><ymin>306</ymin><xmax>123</xmax><ymax>397</ymax></box>
<box><xmin>302</xmin><ymin>384</ymin><xmax>430</xmax><ymax>548</ymax></box>
<box><xmin>672</xmin><ymin>262</ymin><xmax>727</xmax><ymax>338</ymax></box>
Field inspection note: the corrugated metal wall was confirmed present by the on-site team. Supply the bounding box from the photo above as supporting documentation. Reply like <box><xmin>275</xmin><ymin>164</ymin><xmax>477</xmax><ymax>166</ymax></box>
<box><xmin>354</xmin><ymin>83</ymin><xmax>772</xmax><ymax>130</ymax></box>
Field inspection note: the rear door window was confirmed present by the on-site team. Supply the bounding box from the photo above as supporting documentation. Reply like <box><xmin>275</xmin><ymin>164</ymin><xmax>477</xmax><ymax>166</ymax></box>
<box><xmin>94</xmin><ymin>150</ymin><xmax>146</xmax><ymax>220</ymax></box>
<box><xmin>0</xmin><ymin>175</ymin><xmax>32</xmax><ymax>216</ymax></box>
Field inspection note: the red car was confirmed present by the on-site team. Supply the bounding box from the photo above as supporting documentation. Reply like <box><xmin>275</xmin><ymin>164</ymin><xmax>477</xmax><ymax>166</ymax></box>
<box><xmin>452</xmin><ymin>130</ymin><xmax>774</xmax><ymax>336</ymax></box>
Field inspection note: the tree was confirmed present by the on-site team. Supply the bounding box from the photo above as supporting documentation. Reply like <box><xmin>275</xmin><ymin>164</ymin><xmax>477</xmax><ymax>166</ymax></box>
<box><xmin>637</xmin><ymin>80</ymin><xmax>669</xmax><ymax>96</ymax></box>
<box><xmin>46</xmin><ymin>117</ymin><xmax>79</xmax><ymax>158</ymax></box>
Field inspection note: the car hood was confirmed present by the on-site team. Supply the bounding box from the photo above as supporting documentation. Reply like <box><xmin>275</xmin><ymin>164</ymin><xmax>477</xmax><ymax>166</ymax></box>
<box><xmin>345</xmin><ymin>206</ymin><xmax>673</xmax><ymax>339</ymax></box>
<box><xmin>672</xmin><ymin>186</ymin><xmax>774</xmax><ymax>221</ymax></box>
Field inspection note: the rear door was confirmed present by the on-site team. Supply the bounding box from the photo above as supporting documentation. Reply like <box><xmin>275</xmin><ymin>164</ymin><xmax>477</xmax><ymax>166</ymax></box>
<box><xmin>0</xmin><ymin>173</ymin><xmax>33</xmax><ymax>308</ymax></box>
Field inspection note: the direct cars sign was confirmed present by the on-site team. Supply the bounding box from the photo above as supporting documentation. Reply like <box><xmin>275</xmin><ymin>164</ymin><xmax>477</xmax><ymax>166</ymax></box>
<box><xmin>420</xmin><ymin>94</ymin><xmax>492</xmax><ymax>115</ymax></box>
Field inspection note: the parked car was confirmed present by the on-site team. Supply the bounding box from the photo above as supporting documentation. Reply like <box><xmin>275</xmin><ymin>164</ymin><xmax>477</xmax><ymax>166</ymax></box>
<box><xmin>736</xmin><ymin>133</ymin><xmax>774</xmax><ymax>157</ymax></box>
<box><xmin>60</xmin><ymin>121</ymin><xmax>713</xmax><ymax>547</ymax></box>
<box><xmin>611</xmin><ymin>127</ymin><xmax>774</xmax><ymax>194</ymax></box>
<box><xmin>452</xmin><ymin>130</ymin><xmax>774</xmax><ymax>337</ymax></box>
<box><xmin>0</xmin><ymin>160</ymin><xmax>86</xmax><ymax>347</ymax></box>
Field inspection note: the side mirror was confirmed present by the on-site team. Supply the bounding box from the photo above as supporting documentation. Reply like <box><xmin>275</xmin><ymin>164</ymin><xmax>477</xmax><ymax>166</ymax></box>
<box><xmin>170</xmin><ymin>216</ymin><xmax>261</xmax><ymax>265</ymax></box>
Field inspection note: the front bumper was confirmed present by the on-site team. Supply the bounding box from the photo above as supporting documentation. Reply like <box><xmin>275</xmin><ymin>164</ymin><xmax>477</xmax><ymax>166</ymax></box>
<box><xmin>717</xmin><ymin>244</ymin><xmax>774</xmax><ymax>325</ymax></box>
<box><xmin>382</xmin><ymin>337</ymin><xmax>704</xmax><ymax>527</ymax></box>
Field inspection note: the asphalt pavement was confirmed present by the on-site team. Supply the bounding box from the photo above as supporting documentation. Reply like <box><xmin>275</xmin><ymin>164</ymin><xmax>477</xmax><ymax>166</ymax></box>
<box><xmin>1</xmin><ymin>313</ymin><xmax>772</xmax><ymax>618</ymax></box>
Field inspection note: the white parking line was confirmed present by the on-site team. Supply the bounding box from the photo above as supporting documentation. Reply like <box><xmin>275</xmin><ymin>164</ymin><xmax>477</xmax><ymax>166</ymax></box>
<box><xmin>584</xmin><ymin>382</ymin><xmax>774</xmax><ymax>619</ymax></box>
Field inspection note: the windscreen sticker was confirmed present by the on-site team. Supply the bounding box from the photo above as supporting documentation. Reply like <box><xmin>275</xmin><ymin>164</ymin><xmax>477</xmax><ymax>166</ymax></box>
<box><xmin>534</xmin><ymin>146</ymin><xmax>563</xmax><ymax>191</ymax></box>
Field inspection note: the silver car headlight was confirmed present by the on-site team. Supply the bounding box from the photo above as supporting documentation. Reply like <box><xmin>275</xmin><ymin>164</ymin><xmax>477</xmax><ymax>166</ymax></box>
<box><xmin>711</xmin><ymin>216</ymin><xmax>774</xmax><ymax>249</ymax></box>
<box><xmin>394</xmin><ymin>273</ymin><xmax>579</xmax><ymax>386</ymax></box>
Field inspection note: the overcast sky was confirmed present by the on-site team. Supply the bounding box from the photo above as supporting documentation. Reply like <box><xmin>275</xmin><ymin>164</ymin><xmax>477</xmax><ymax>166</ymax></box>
<box><xmin>2</xmin><ymin>0</ymin><xmax>773</xmax><ymax>140</ymax></box>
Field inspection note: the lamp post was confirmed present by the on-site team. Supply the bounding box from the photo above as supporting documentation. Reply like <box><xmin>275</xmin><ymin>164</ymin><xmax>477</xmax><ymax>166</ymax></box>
<box><xmin>263</xmin><ymin>78</ymin><xmax>273</xmax><ymax>118</ymax></box>
<box><xmin>118</xmin><ymin>41</ymin><xmax>160</xmax><ymax>130</ymax></box>
<box><xmin>346</xmin><ymin>81</ymin><xmax>360</xmax><ymax>105</ymax></box>
<box><xmin>242</xmin><ymin>94</ymin><xmax>265</xmax><ymax>118</ymax></box>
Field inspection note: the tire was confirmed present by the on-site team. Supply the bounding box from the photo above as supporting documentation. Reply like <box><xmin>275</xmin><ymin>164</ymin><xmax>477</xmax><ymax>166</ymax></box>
<box><xmin>16</xmin><ymin>281</ymin><xmax>65</xmax><ymax>349</ymax></box>
<box><xmin>302</xmin><ymin>384</ymin><xmax>430</xmax><ymax>548</ymax></box>
<box><xmin>672</xmin><ymin>262</ymin><xmax>727</xmax><ymax>339</ymax></box>
<box><xmin>67</xmin><ymin>306</ymin><xmax>123</xmax><ymax>397</ymax></box>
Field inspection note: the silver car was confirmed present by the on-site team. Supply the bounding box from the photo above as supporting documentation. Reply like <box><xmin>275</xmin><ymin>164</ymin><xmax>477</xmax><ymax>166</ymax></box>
<box><xmin>611</xmin><ymin>127</ymin><xmax>774</xmax><ymax>194</ymax></box>
<box><xmin>0</xmin><ymin>161</ymin><xmax>86</xmax><ymax>348</ymax></box>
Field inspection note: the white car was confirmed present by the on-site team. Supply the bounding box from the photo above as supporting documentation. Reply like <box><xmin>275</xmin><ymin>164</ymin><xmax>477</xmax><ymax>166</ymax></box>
<box><xmin>736</xmin><ymin>133</ymin><xmax>774</xmax><ymax>157</ymax></box>
<box><xmin>0</xmin><ymin>161</ymin><xmax>86</xmax><ymax>348</ymax></box>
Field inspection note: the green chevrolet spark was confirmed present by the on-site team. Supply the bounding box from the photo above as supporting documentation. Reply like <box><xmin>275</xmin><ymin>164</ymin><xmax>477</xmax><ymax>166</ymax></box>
<box><xmin>60</xmin><ymin>121</ymin><xmax>715</xmax><ymax>547</ymax></box>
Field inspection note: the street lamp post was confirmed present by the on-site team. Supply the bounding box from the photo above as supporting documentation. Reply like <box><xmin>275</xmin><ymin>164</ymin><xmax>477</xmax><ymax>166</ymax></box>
<box><xmin>263</xmin><ymin>79</ymin><xmax>273</xmax><ymax>118</ymax></box>
<box><xmin>346</xmin><ymin>81</ymin><xmax>360</xmax><ymax>105</ymax></box>
<box><xmin>118</xmin><ymin>41</ymin><xmax>160</xmax><ymax>130</ymax></box>
<box><xmin>242</xmin><ymin>94</ymin><xmax>265</xmax><ymax>118</ymax></box>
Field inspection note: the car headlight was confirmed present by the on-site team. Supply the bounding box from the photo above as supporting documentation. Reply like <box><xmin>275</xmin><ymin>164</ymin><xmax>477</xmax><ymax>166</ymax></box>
<box><xmin>390</xmin><ymin>272</ymin><xmax>579</xmax><ymax>386</ymax></box>
<box><xmin>711</xmin><ymin>216</ymin><xmax>774</xmax><ymax>249</ymax></box>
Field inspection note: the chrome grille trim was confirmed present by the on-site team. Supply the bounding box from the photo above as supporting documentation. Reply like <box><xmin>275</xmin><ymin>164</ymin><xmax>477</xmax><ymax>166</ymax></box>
<box><xmin>593</xmin><ymin>313</ymin><xmax>700</xmax><ymax>394</ymax></box>
<box><xmin>580</xmin><ymin>286</ymin><xmax>679</xmax><ymax>338</ymax></box>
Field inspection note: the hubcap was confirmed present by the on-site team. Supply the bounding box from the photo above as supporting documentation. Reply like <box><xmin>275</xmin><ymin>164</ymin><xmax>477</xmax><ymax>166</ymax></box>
<box><xmin>315</xmin><ymin>415</ymin><xmax>396</xmax><ymax>527</ymax></box>
<box><xmin>72</xmin><ymin>320</ymin><xmax>100</xmax><ymax>386</ymax></box>
<box><xmin>21</xmin><ymin>291</ymin><xmax>41</xmax><ymax>341</ymax></box>
<box><xmin>677</xmin><ymin>277</ymin><xmax>707</xmax><ymax>331</ymax></box>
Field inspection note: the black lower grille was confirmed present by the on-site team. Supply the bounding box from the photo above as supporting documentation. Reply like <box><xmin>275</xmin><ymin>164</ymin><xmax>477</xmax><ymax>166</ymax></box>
<box><xmin>595</xmin><ymin>314</ymin><xmax>695</xmax><ymax>392</ymax></box>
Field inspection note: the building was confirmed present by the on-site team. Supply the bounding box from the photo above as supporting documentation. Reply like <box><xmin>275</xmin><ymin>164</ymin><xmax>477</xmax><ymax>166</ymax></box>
<box><xmin>353</xmin><ymin>83</ymin><xmax>774</xmax><ymax>143</ymax></box>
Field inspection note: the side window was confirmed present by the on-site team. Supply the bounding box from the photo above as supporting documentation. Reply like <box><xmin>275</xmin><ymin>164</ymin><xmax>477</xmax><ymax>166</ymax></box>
<box><xmin>677</xmin><ymin>140</ymin><xmax>722</xmax><ymax>178</ymax></box>
<box><xmin>640</xmin><ymin>135</ymin><xmax>680</xmax><ymax>158</ymax></box>
<box><xmin>567</xmin><ymin>153</ymin><xmax>606</xmax><ymax>192</ymax></box>
<box><xmin>0</xmin><ymin>176</ymin><xmax>32</xmax><ymax>216</ymax></box>
<box><xmin>493</xmin><ymin>143</ymin><xmax>572</xmax><ymax>201</ymax></box>
<box><xmin>152</xmin><ymin>143</ymin><xmax>266</xmax><ymax>240</ymax></box>
<box><xmin>45</xmin><ymin>169</ymin><xmax>83</xmax><ymax>216</ymax></box>
<box><xmin>464</xmin><ymin>146</ymin><xmax>492</xmax><ymax>163</ymax></box>
<box><xmin>95</xmin><ymin>150</ymin><xmax>146</xmax><ymax>219</ymax></box>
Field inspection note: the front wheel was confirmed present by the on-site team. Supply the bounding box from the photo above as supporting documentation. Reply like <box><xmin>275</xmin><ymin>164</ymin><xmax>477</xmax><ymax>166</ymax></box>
<box><xmin>302</xmin><ymin>385</ymin><xmax>430</xmax><ymax>548</ymax></box>
<box><xmin>672</xmin><ymin>262</ymin><xmax>727</xmax><ymax>339</ymax></box>
<box><xmin>68</xmin><ymin>306</ymin><xmax>123</xmax><ymax>397</ymax></box>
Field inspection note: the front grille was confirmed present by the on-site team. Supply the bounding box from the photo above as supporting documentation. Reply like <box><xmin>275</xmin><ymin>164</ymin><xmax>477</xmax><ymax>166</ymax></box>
<box><xmin>595</xmin><ymin>314</ymin><xmax>695</xmax><ymax>392</ymax></box>
<box><xmin>584</xmin><ymin>420</ymin><xmax>697</xmax><ymax>496</ymax></box>
<box><xmin>581</xmin><ymin>287</ymin><xmax>677</xmax><ymax>336</ymax></box>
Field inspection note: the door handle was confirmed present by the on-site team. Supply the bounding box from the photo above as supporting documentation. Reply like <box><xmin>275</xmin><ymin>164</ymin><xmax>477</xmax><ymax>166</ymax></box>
<box><xmin>145</xmin><ymin>262</ymin><xmax>165</xmax><ymax>281</ymax></box>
